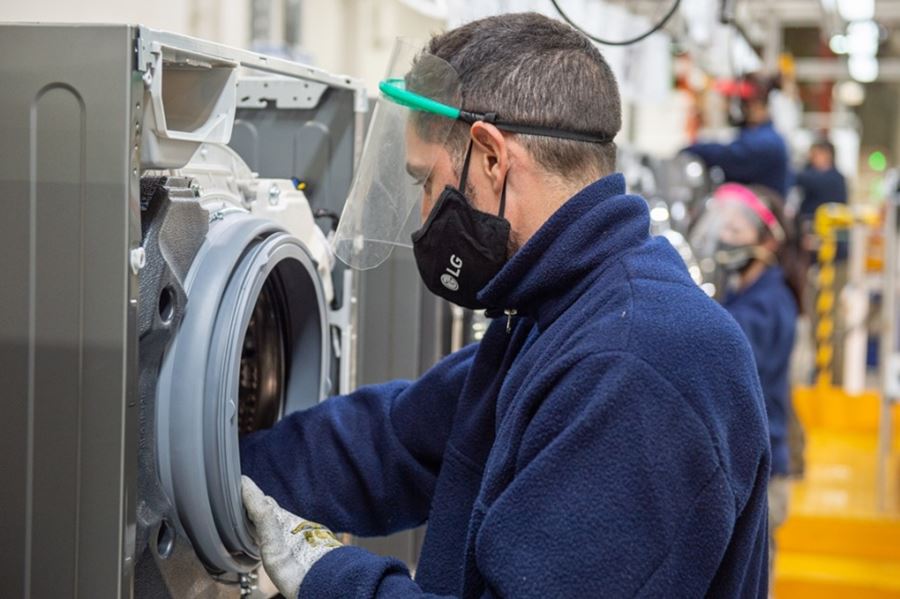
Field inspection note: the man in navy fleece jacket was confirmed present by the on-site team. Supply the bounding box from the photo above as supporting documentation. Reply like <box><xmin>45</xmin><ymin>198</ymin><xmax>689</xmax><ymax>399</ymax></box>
<box><xmin>240</xmin><ymin>13</ymin><xmax>771</xmax><ymax>598</ymax></box>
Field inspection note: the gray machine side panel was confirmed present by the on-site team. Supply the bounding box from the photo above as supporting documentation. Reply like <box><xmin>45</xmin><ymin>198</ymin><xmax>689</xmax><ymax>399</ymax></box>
<box><xmin>357</xmin><ymin>248</ymin><xmax>431</xmax><ymax>382</ymax></box>
<box><xmin>232</xmin><ymin>89</ymin><xmax>357</xmax><ymax>224</ymax></box>
<box><xmin>0</xmin><ymin>25</ymin><xmax>139</xmax><ymax>598</ymax></box>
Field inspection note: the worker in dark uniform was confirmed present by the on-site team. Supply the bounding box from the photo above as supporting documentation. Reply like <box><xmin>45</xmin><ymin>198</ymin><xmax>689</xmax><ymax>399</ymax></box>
<box><xmin>238</xmin><ymin>14</ymin><xmax>771</xmax><ymax>599</ymax></box>
<box><xmin>796</xmin><ymin>138</ymin><xmax>848</xmax><ymax>222</ymax></box>
<box><xmin>684</xmin><ymin>74</ymin><xmax>791</xmax><ymax>198</ymax></box>
<box><xmin>691</xmin><ymin>183</ymin><xmax>801</xmax><ymax>596</ymax></box>
<box><xmin>795</xmin><ymin>138</ymin><xmax>849</xmax><ymax>263</ymax></box>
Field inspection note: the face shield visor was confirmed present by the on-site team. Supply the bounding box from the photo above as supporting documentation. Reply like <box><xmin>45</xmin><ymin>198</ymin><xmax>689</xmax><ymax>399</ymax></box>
<box><xmin>333</xmin><ymin>39</ymin><xmax>616</xmax><ymax>271</ymax></box>
<box><xmin>333</xmin><ymin>40</ymin><xmax>462</xmax><ymax>270</ymax></box>
<box><xmin>689</xmin><ymin>183</ymin><xmax>784</xmax><ymax>299</ymax></box>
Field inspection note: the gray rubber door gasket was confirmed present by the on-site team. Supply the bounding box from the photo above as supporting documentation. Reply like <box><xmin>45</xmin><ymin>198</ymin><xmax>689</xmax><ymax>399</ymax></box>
<box><xmin>156</xmin><ymin>211</ymin><xmax>328</xmax><ymax>574</ymax></box>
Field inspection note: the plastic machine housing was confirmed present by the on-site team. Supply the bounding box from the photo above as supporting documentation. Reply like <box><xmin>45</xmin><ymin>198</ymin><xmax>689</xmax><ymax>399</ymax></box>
<box><xmin>0</xmin><ymin>24</ymin><xmax>366</xmax><ymax>598</ymax></box>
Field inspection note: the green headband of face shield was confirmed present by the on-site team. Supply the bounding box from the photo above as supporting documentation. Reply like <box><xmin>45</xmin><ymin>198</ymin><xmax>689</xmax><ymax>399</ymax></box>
<box><xmin>378</xmin><ymin>78</ymin><xmax>615</xmax><ymax>145</ymax></box>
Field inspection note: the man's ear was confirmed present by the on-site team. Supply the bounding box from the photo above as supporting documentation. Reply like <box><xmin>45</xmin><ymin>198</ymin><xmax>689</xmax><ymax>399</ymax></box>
<box><xmin>469</xmin><ymin>121</ymin><xmax>509</xmax><ymax>196</ymax></box>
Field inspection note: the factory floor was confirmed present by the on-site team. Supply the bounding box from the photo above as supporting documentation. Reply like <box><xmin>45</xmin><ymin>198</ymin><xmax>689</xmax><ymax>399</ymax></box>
<box><xmin>774</xmin><ymin>386</ymin><xmax>900</xmax><ymax>598</ymax></box>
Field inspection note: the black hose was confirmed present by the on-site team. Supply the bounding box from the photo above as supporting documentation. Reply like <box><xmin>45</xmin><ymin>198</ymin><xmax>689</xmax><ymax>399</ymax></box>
<box><xmin>549</xmin><ymin>0</ymin><xmax>682</xmax><ymax>46</ymax></box>
<box><xmin>313</xmin><ymin>209</ymin><xmax>340</xmax><ymax>231</ymax></box>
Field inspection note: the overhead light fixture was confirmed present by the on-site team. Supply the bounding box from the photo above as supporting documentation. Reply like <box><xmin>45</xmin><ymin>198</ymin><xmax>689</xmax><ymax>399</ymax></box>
<box><xmin>838</xmin><ymin>0</ymin><xmax>874</xmax><ymax>22</ymax></box>
<box><xmin>846</xmin><ymin>20</ymin><xmax>879</xmax><ymax>56</ymax></box>
<box><xmin>829</xmin><ymin>34</ymin><xmax>848</xmax><ymax>54</ymax></box>
<box><xmin>836</xmin><ymin>80</ymin><xmax>866</xmax><ymax>106</ymax></box>
<box><xmin>849</xmin><ymin>55</ymin><xmax>879</xmax><ymax>83</ymax></box>
<box><xmin>650</xmin><ymin>204</ymin><xmax>670</xmax><ymax>223</ymax></box>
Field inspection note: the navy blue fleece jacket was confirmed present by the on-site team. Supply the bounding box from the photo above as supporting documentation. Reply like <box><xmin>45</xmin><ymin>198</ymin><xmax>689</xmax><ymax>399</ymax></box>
<box><xmin>240</xmin><ymin>174</ymin><xmax>771</xmax><ymax>598</ymax></box>
<box><xmin>796</xmin><ymin>166</ymin><xmax>848</xmax><ymax>220</ymax></box>
<box><xmin>685</xmin><ymin>121</ymin><xmax>791</xmax><ymax>198</ymax></box>
<box><xmin>724</xmin><ymin>267</ymin><xmax>797</xmax><ymax>476</ymax></box>
<box><xmin>796</xmin><ymin>165</ymin><xmax>850</xmax><ymax>262</ymax></box>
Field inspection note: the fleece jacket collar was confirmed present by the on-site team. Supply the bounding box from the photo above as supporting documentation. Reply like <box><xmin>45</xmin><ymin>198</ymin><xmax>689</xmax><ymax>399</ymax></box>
<box><xmin>478</xmin><ymin>173</ymin><xmax>649</xmax><ymax>331</ymax></box>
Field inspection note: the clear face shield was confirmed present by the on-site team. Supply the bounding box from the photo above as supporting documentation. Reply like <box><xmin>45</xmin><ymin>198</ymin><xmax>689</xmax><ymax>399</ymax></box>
<box><xmin>333</xmin><ymin>39</ymin><xmax>615</xmax><ymax>272</ymax></box>
<box><xmin>333</xmin><ymin>40</ymin><xmax>462</xmax><ymax>270</ymax></box>
<box><xmin>689</xmin><ymin>184</ymin><xmax>783</xmax><ymax>300</ymax></box>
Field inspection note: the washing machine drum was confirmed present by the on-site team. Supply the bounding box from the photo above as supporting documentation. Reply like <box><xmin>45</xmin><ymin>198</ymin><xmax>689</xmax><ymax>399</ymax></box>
<box><xmin>154</xmin><ymin>208</ymin><xmax>329</xmax><ymax>574</ymax></box>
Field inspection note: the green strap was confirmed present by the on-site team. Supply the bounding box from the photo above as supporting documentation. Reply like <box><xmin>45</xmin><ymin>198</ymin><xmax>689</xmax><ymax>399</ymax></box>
<box><xmin>379</xmin><ymin>78</ymin><xmax>460</xmax><ymax>120</ymax></box>
<box><xmin>379</xmin><ymin>78</ymin><xmax>613</xmax><ymax>144</ymax></box>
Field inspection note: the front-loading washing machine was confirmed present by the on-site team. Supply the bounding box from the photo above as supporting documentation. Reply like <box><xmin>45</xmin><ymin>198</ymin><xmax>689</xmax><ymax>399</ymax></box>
<box><xmin>0</xmin><ymin>24</ymin><xmax>365</xmax><ymax>597</ymax></box>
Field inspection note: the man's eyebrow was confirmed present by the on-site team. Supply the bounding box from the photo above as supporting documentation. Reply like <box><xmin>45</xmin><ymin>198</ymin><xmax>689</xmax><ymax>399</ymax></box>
<box><xmin>406</xmin><ymin>163</ymin><xmax>429</xmax><ymax>180</ymax></box>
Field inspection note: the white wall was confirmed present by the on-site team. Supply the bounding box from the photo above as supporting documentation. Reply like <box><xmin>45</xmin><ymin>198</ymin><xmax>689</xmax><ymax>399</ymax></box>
<box><xmin>301</xmin><ymin>0</ymin><xmax>445</xmax><ymax>94</ymax></box>
<box><xmin>631</xmin><ymin>91</ymin><xmax>693</xmax><ymax>157</ymax></box>
<box><xmin>0</xmin><ymin>0</ymin><xmax>250</xmax><ymax>48</ymax></box>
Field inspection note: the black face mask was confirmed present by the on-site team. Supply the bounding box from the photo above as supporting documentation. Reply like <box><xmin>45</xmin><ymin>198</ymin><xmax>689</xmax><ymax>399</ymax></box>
<box><xmin>411</xmin><ymin>141</ymin><xmax>510</xmax><ymax>310</ymax></box>
<box><xmin>727</xmin><ymin>98</ymin><xmax>749</xmax><ymax>128</ymax></box>
<box><xmin>714</xmin><ymin>242</ymin><xmax>754</xmax><ymax>273</ymax></box>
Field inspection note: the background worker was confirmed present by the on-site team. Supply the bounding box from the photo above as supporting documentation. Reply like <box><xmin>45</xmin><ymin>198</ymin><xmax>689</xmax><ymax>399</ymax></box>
<box><xmin>794</xmin><ymin>138</ymin><xmax>850</xmax><ymax>387</ymax></box>
<box><xmin>794</xmin><ymin>137</ymin><xmax>850</xmax><ymax>265</ymax></box>
<box><xmin>796</xmin><ymin>138</ymin><xmax>849</xmax><ymax>225</ymax></box>
<box><xmin>683</xmin><ymin>73</ymin><xmax>791</xmax><ymax>199</ymax></box>
<box><xmin>691</xmin><ymin>183</ymin><xmax>801</xmax><ymax>597</ymax></box>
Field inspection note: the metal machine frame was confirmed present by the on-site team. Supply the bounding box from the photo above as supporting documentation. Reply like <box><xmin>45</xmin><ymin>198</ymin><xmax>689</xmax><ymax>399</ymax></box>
<box><xmin>0</xmin><ymin>24</ymin><xmax>366</xmax><ymax>597</ymax></box>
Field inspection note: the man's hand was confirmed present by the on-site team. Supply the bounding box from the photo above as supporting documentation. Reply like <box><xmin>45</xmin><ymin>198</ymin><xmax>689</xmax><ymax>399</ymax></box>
<box><xmin>241</xmin><ymin>476</ymin><xmax>342</xmax><ymax>598</ymax></box>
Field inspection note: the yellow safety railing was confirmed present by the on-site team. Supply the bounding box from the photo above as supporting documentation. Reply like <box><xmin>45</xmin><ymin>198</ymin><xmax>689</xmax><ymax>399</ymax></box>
<box><xmin>813</xmin><ymin>203</ymin><xmax>879</xmax><ymax>387</ymax></box>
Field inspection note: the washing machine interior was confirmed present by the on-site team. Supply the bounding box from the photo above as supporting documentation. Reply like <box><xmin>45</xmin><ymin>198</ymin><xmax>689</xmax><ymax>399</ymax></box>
<box><xmin>0</xmin><ymin>24</ymin><xmax>365</xmax><ymax>598</ymax></box>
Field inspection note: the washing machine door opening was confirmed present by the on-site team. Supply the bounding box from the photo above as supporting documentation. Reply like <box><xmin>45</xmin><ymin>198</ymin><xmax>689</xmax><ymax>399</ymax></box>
<box><xmin>239</xmin><ymin>258</ymin><xmax>316</xmax><ymax>437</ymax></box>
<box><xmin>156</xmin><ymin>216</ymin><xmax>329</xmax><ymax>576</ymax></box>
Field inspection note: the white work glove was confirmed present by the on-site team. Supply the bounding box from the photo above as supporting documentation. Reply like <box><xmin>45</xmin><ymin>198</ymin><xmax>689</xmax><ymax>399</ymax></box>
<box><xmin>241</xmin><ymin>475</ymin><xmax>342</xmax><ymax>598</ymax></box>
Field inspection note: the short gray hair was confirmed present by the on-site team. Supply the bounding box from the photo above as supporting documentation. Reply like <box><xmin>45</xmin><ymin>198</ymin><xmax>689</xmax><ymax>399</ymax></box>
<box><xmin>426</xmin><ymin>12</ymin><xmax>622</xmax><ymax>178</ymax></box>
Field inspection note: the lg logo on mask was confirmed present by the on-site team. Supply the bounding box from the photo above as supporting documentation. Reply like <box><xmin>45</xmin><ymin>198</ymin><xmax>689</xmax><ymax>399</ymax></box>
<box><xmin>441</xmin><ymin>254</ymin><xmax>462</xmax><ymax>291</ymax></box>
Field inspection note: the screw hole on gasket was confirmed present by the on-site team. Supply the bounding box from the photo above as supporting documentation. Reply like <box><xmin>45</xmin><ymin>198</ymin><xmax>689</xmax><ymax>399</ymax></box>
<box><xmin>159</xmin><ymin>285</ymin><xmax>176</xmax><ymax>324</ymax></box>
<box><xmin>157</xmin><ymin>519</ymin><xmax>176</xmax><ymax>559</ymax></box>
